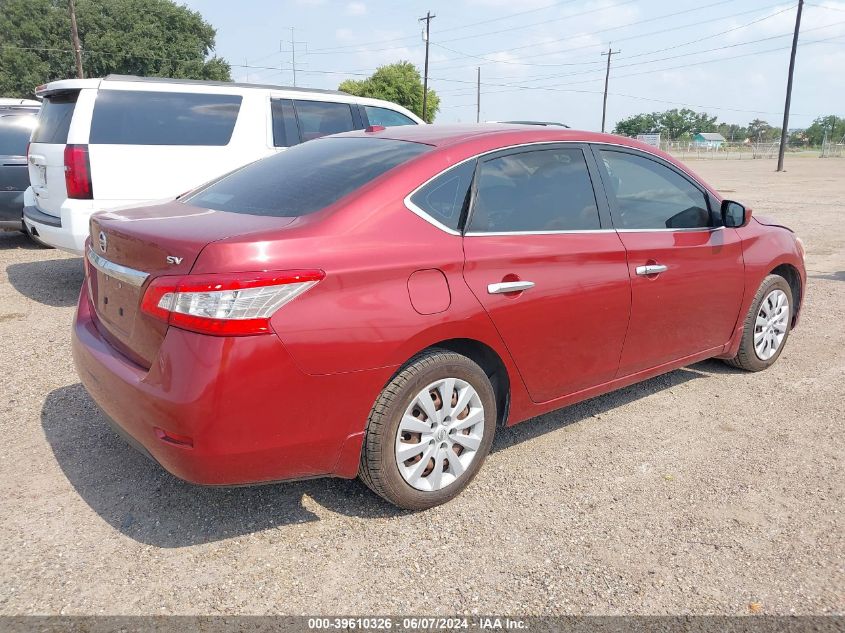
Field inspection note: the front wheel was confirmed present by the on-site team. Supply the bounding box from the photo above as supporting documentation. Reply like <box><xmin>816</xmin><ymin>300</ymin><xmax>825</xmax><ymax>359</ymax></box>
<box><xmin>359</xmin><ymin>349</ymin><xmax>497</xmax><ymax>510</ymax></box>
<box><xmin>724</xmin><ymin>274</ymin><xmax>793</xmax><ymax>372</ymax></box>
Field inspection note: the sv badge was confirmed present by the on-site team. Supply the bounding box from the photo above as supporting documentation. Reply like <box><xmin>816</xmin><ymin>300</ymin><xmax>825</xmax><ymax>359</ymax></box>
<box><xmin>166</xmin><ymin>256</ymin><xmax>183</xmax><ymax>265</ymax></box>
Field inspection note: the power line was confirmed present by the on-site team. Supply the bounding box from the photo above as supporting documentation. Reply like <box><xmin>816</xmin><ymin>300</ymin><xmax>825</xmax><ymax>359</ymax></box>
<box><xmin>433</xmin><ymin>0</ymin><xmax>737</xmax><ymax>67</ymax></box>
<box><xmin>436</xmin><ymin>2</ymin><xmax>797</xmax><ymax>86</ymax></box>
<box><xmin>305</xmin><ymin>0</ymin><xmax>583</xmax><ymax>54</ymax></box>
<box><xmin>441</xmin><ymin>20</ymin><xmax>844</xmax><ymax>98</ymax></box>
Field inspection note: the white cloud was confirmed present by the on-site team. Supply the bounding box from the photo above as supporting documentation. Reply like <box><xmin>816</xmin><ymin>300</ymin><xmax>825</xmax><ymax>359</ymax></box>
<box><xmin>346</xmin><ymin>1</ymin><xmax>366</xmax><ymax>15</ymax></box>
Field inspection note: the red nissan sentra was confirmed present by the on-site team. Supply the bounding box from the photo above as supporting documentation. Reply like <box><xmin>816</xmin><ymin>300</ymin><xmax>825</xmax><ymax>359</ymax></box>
<box><xmin>72</xmin><ymin>125</ymin><xmax>806</xmax><ymax>509</ymax></box>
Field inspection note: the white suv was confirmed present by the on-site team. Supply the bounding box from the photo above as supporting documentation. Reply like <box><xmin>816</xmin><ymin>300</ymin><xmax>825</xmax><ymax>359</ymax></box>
<box><xmin>23</xmin><ymin>75</ymin><xmax>423</xmax><ymax>253</ymax></box>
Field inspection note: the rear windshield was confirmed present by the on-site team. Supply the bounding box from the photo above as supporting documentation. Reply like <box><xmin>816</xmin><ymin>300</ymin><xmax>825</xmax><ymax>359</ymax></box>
<box><xmin>0</xmin><ymin>113</ymin><xmax>38</xmax><ymax>155</ymax></box>
<box><xmin>90</xmin><ymin>90</ymin><xmax>242</xmax><ymax>145</ymax></box>
<box><xmin>184</xmin><ymin>137</ymin><xmax>430</xmax><ymax>217</ymax></box>
<box><xmin>31</xmin><ymin>92</ymin><xmax>77</xmax><ymax>144</ymax></box>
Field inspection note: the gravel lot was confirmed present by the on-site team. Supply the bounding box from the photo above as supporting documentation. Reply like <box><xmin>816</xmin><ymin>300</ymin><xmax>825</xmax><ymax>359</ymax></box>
<box><xmin>0</xmin><ymin>158</ymin><xmax>842</xmax><ymax>616</ymax></box>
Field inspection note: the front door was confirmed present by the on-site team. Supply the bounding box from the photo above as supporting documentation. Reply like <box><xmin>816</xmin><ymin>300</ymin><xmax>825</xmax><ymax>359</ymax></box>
<box><xmin>461</xmin><ymin>144</ymin><xmax>631</xmax><ymax>403</ymax></box>
<box><xmin>593</xmin><ymin>147</ymin><xmax>746</xmax><ymax>376</ymax></box>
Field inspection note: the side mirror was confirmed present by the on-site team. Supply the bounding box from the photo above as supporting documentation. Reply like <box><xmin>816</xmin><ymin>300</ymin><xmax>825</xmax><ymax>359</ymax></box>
<box><xmin>721</xmin><ymin>200</ymin><xmax>751</xmax><ymax>228</ymax></box>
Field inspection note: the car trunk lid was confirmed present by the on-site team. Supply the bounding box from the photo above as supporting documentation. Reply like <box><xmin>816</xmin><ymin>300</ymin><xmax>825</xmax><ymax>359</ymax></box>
<box><xmin>87</xmin><ymin>202</ymin><xmax>296</xmax><ymax>367</ymax></box>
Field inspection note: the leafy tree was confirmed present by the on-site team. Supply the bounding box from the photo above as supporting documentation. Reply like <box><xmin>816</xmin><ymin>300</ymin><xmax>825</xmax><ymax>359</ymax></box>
<box><xmin>613</xmin><ymin>112</ymin><xmax>658</xmax><ymax>137</ymax></box>
<box><xmin>339</xmin><ymin>61</ymin><xmax>439</xmax><ymax>123</ymax></box>
<box><xmin>0</xmin><ymin>0</ymin><xmax>230</xmax><ymax>98</ymax></box>
<box><xmin>614</xmin><ymin>108</ymin><xmax>719</xmax><ymax>139</ymax></box>
<box><xmin>747</xmin><ymin>119</ymin><xmax>774</xmax><ymax>141</ymax></box>
<box><xmin>804</xmin><ymin>115</ymin><xmax>845</xmax><ymax>145</ymax></box>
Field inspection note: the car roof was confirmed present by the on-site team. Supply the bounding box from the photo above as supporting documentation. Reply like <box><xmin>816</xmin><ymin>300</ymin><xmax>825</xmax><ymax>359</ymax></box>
<box><xmin>341</xmin><ymin>123</ymin><xmax>654</xmax><ymax>152</ymax></box>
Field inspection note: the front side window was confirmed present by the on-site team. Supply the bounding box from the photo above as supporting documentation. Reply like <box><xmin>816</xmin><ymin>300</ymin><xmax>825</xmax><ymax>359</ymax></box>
<box><xmin>364</xmin><ymin>106</ymin><xmax>416</xmax><ymax>127</ymax></box>
<box><xmin>0</xmin><ymin>114</ymin><xmax>38</xmax><ymax>155</ymax></box>
<box><xmin>184</xmin><ymin>137</ymin><xmax>430</xmax><ymax>217</ymax></box>
<box><xmin>90</xmin><ymin>90</ymin><xmax>242</xmax><ymax>146</ymax></box>
<box><xmin>31</xmin><ymin>91</ymin><xmax>78</xmax><ymax>144</ymax></box>
<box><xmin>294</xmin><ymin>100</ymin><xmax>355</xmax><ymax>141</ymax></box>
<box><xmin>468</xmin><ymin>148</ymin><xmax>600</xmax><ymax>233</ymax></box>
<box><xmin>599</xmin><ymin>150</ymin><xmax>711</xmax><ymax>229</ymax></box>
<box><xmin>409</xmin><ymin>160</ymin><xmax>475</xmax><ymax>231</ymax></box>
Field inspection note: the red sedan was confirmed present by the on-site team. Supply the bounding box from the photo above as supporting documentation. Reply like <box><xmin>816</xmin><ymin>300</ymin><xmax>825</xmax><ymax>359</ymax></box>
<box><xmin>73</xmin><ymin>125</ymin><xmax>806</xmax><ymax>509</ymax></box>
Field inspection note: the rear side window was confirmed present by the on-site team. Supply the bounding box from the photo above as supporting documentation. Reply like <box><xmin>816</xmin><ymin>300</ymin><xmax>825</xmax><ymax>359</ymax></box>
<box><xmin>90</xmin><ymin>90</ymin><xmax>242</xmax><ymax>146</ymax></box>
<box><xmin>364</xmin><ymin>106</ymin><xmax>416</xmax><ymax>127</ymax></box>
<box><xmin>409</xmin><ymin>160</ymin><xmax>475</xmax><ymax>231</ymax></box>
<box><xmin>185</xmin><ymin>137</ymin><xmax>430</xmax><ymax>217</ymax></box>
<box><xmin>0</xmin><ymin>114</ymin><xmax>37</xmax><ymax>155</ymax></box>
<box><xmin>294</xmin><ymin>100</ymin><xmax>355</xmax><ymax>141</ymax></box>
<box><xmin>31</xmin><ymin>92</ymin><xmax>77</xmax><ymax>143</ymax></box>
<box><xmin>271</xmin><ymin>99</ymin><xmax>300</xmax><ymax>147</ymax></box>
<box><xmin>469</xmin><ymin>148</ymin><xmax>601</xmax><ymax>233</ymax></box>
<box><xmin>599</xmin><ymin>150</ymin><xmax>711</xmax><ymax>229</ymax></box>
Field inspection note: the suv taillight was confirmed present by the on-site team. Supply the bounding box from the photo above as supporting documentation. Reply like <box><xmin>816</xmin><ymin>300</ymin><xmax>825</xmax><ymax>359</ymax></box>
<box><xmin>64</xmin><ymin>144</ymin><xmax>93</xmax><ymax>199</ymax></box>
<box><xmin>140</xmin><ymin>270</ymin><xmax>324</xmax><ymax>336</ymax></box>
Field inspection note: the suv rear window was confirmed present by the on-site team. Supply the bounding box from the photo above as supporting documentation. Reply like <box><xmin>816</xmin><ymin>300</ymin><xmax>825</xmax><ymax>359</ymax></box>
<box><xmin>90</xmin><ymin>90</ymin><xmax>242</xmax><ymax>146</ymax></box>
<box><xmin>0</xmin><ymin>114</ymin><xmax>37</xmax><ymax>155</ymax></box>
<box><xmin>185</xmin><ymin>137</ymin><xmax>430</xmax><ymax>217</ymax></box>
<box><xmin>31</xmin><ymin>92</ymin><xmax>77</xmax><ymax>144</ymax></box>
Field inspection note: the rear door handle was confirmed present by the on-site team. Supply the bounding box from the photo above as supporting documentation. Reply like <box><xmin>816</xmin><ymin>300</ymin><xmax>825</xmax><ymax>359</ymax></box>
<box><xmin>635</xmin><ymin>264</ymin><xmax>668</xmax><ymax>276</ymax></box>
<box><xmin>487</xmin><ymin>280</ymin><xmax>535</xmax><ymax>294</ymax></box>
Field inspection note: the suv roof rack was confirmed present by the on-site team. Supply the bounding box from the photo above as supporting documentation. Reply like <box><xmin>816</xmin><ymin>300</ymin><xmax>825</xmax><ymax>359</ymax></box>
<box><xmin>103</xmin><ymin>74</ymin><xmax>349</xmax><ymax>95</ymax></box>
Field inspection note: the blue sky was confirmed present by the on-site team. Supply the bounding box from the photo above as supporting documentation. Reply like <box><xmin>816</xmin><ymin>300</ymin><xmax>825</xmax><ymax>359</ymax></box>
<box><xmin>183</xmin><ymin>0</ymin><xmax>845</xmax><ymax>131</ymax></box>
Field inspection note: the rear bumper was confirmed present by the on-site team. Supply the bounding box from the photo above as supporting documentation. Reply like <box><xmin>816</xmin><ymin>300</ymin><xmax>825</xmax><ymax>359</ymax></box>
<box><xmin>22</xmin><ymin>190</ymin><xmax>89</xmax><ymax>253</ymax></box>
<box><xmin>72</xmin><ymin>286</ymin><xmax>386</xmax><ymax>485</ymax></box>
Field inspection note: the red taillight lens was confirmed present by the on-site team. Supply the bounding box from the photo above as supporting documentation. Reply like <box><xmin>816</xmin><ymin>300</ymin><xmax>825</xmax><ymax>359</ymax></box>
<box><xmin>64</xmin><ymin>144</ymin><xmax>93</xmax><ymax>199</ymax></box>
<box><xmin>140</xmin><ymin>270</ymin><xmax>325</xmax><ymax>336</ymax></box>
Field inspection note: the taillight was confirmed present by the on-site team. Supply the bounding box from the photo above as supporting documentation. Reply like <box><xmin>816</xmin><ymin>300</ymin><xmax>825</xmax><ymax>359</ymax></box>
<box><xmin>140</xmin><ymin>270</ymin><xmax>324</xmax><ymax>336</ymax></box>
<box><xmin>64</xmin><ymin>144</ymin><xmax>93</xmax><ymax>199</ymax></box>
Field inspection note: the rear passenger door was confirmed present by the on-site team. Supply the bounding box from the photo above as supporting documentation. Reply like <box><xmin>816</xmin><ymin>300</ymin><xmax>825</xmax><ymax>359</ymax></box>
<box><xmin>592</xmin><ymin>146</ymin><xmax>745</xmax><ymax>376</ymax></box>
<box><xmin>461</xmin><ymin>144</ymin><xmax>631</xmax><ymax>403</ymax></box>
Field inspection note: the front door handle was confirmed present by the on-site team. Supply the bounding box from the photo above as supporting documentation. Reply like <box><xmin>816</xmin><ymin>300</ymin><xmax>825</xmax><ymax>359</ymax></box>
<box><xmin>635</xmin><ymin>264</ymin><xmax>668</xmax><ymax>276</ymax></box>
<box><xmin>487</xmin><ymin>280</ymin><xmax>535</xmax><ymax>294</ymax></box>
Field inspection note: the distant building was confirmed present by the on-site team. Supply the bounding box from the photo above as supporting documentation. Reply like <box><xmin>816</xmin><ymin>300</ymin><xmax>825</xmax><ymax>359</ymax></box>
<box><xmin>692</xmin><ymin>132</ymin><xmax>725</xmax><ymax>149</ymax></box>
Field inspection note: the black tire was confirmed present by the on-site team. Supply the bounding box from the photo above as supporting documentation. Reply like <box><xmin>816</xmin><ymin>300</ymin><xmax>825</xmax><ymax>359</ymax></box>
<box><xmin>724</xmin><ymin>274</ymin><xmax>793</xmax><ymax>372</ymax></box>
<box><xmin>359</xmin><ymin>349</ymin><xmax>497</xmax><ymax>510</ymax></box>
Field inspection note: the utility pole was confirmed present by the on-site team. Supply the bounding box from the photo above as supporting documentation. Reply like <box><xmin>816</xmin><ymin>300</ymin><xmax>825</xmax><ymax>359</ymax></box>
<box><xmin>601</xmin><ymin>44</ymin><xmax>620</xmax><ymax>133</ymax></box>
<box><xmin>281</xmin><ymin>30</ymin><xmax>307</xmax><ymax>87</ymax></box>
<box><xmin>291</xmin><ymin>27</ymin><xmax>297</xmax><ymax>87</ymax></box>
<box><xmin>420</xmin><ymin>11</ymin><xmax>435</xmax><ymax>122</ymax></box>
<box><xmin>68</xmin><ymin>0</ymin><xmax>84</xmax><ymax>79</ymax></box>
<box><xmin>476</xmin><ymin>67</ymin><xmax>481</xmax><ymax>123</ymax></box>
<box><xmin>777</xmin><ymin>0</ymin><xmax>803</xmax><ymax>172</ymax></box>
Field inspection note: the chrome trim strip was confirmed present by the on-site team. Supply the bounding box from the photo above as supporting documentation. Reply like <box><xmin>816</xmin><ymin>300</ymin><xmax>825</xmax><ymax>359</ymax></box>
<box><xmin>616</xmin><ymin>226</ymin><xmax>724</xmax><ymax>233</ymax></box>
<box><xmin>86</xmin><ymin>247</ymin><xmax>149</xmax><ymax>287</ymax></box>
<box><xmin>488</xmin><ymin>280</ymin><xmax>535</xmax><ymax>294</ymax></box>
<box><xmin>465</xmin><ymin>229</ymin><xmax>613</xmax><ymax>236</ymax></box>
<box><xmin>402</xmin><ymin>139</ymin><xmax>715</xmax><ymax>236</ymax></box>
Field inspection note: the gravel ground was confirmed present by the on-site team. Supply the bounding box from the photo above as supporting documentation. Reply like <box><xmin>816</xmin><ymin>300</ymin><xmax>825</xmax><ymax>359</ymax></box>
<box><xmin>0</xmin><ymin>158</ymin><xmax>842</xmax><ymax>616</ymax></box>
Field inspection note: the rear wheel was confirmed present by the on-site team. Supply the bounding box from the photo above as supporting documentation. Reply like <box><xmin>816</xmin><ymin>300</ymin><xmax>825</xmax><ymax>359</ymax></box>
<box><xmin>359</xmin><ymin>349</ymin><xmax>496</xmax><ymax>510</ymax></box>
<box><xmin>724</xmin><ymin>274</ymin><xmax>793</xmax><ymax>372</ymax></box>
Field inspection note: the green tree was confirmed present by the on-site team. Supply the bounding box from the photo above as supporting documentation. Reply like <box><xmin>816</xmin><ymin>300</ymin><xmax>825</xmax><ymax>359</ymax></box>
<box><xmin>613</xmin><ymin>112</ymin><xmax>658</xmax><ymax>137</ymax></box>
<box><xmin>804</xmin><ymin>115</ymin><xmax>845</xmax><ymax>145</ymax></box>
<box><xmin>0</xmin><ymin>0</ymin><xmax>230</xmax><ymax>98</ymax></box>
<box><xmin>656</xmin><ymin>108</ymin><xmax>713</xmax><ymax>140</ymax></box>
<box><xmin>339</xmin><ymin>61</ymin><xmax>439</xmax><ymax>123</ymax></box>
<box><xmin>747</xmin><ymin>118</ymin><xmax>774</xmax><ymax>141</ymax></box>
